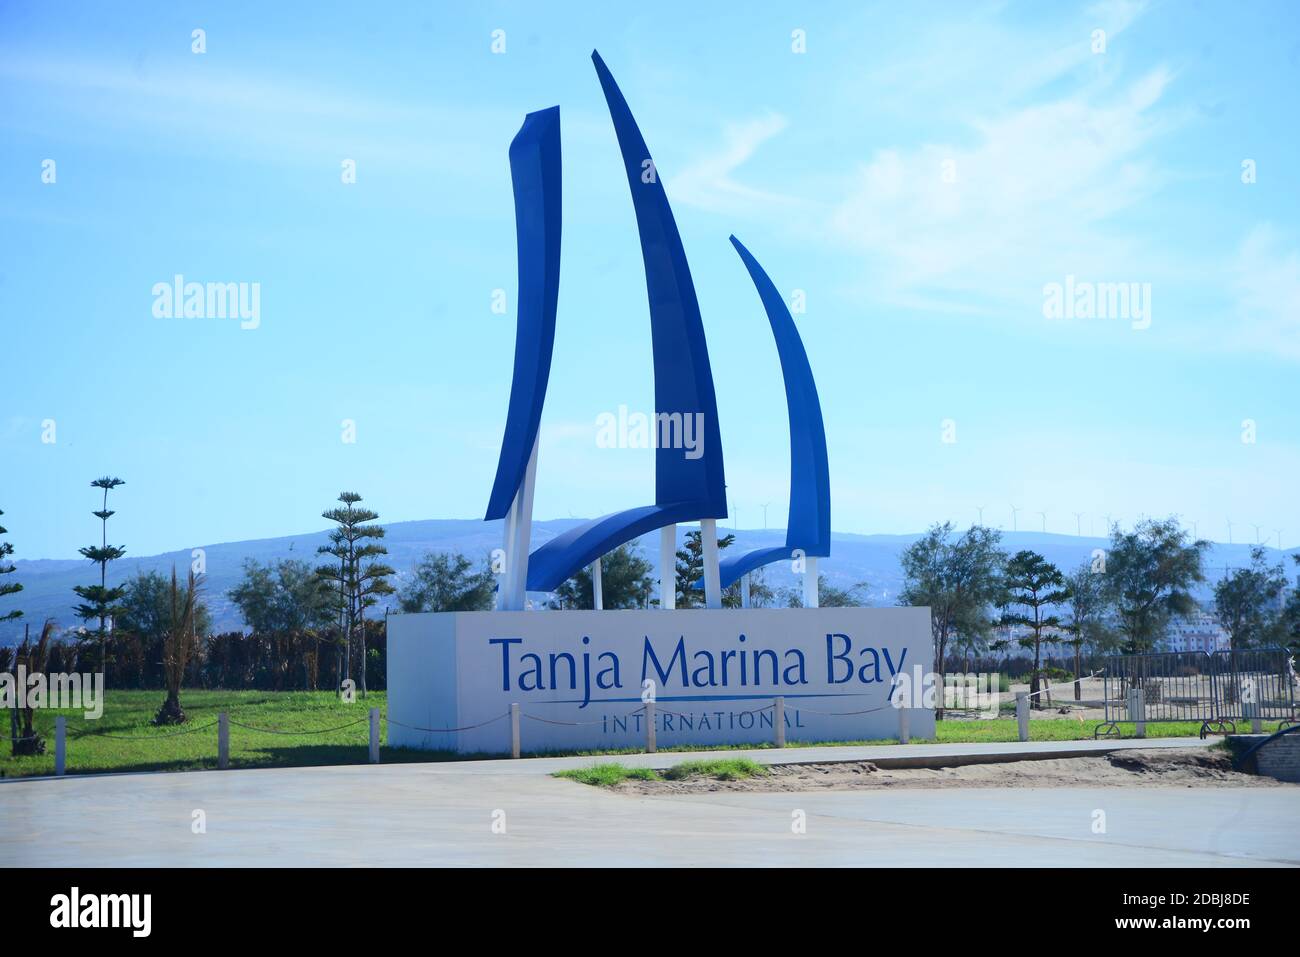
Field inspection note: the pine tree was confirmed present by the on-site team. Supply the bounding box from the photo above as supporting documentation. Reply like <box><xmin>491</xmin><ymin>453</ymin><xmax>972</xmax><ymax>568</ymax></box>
<box><xmin>72</xmin><ymin>477</ymin><xmax>127</xmax><ymax>673</ymax></box>
<box><xmin>316</xmin><ymin>493</ymin><xmax>391</xmax><ymax>697</ymax></box>
<box><xmin>674</xmin><ymin>529</ymin><xmax>735</xmax><ymax>608</ymax></box>
<box><xmin>0</xmin><ymin>508</ymin><xmax>21</xmax><ymax>624</ymax></box>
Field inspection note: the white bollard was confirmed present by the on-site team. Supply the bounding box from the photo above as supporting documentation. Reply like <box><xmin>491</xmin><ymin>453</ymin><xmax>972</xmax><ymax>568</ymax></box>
<box><xmin>55</xmin><ymin>716</ymin><xmax>66</xmax><ymax>776</ymax></box>
<box><xmin>1128</xmin><ymin>688</ymin><xmax>1146</xmax><ymax>738</ymax></box>
<box><xmin>510</xmin><ymin>702</ymin><xmax>520</xmax><ymax>759</ymax></box>
<box><xmin>1015</xmin><ymin>692</ymin><xmax>1029</xmax><ymax>742</ymax></box>
<box><xmin>898</xmin><ymin>706</ymin><xmax>910</xmax><ymax>745</ymax></box>
<box><xmin>218</xmin><ymin>711</ymin><xmax>229</xmax><ymax>770</ymax></box>
<box><xmin>645</xmin><ymin>700</ymin><xmax>656</xmax><ymax>753</ymax></box>
<box><xmin>774</xmin><ymin>697</ymin><xmax>785</xmax><ymax>748</ymax></box>
<box><xmin>369</xmin><ymin>707</ymin><xmax>380</xmax><ymax>763</ymax></box>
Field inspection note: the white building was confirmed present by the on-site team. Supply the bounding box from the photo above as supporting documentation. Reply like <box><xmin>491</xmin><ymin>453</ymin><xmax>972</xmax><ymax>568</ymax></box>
<box><xmin>1161</xmin><ymin>612</ymin><xmax>1230</xmax><ymax>654</ymax></box>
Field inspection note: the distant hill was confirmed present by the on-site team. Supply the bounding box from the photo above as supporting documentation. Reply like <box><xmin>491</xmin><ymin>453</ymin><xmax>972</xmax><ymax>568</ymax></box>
<box><xmin>2</xmin><ymin>519</ymin><xmax>1292</xmax><ymax>644</ymax></box>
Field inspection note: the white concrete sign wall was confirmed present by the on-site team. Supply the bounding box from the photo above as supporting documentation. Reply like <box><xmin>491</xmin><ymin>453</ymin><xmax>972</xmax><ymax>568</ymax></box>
<box><xmin>387</xmin><ymin>606</ymin><xmax>935</xmax><ymax>754</ymax></box>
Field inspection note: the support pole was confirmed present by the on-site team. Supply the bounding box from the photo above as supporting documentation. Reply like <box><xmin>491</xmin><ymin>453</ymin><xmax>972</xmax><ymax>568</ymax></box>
<box><xmin>659</xmin><ymin>525</ymin><xmax>676</xmax><ymax>610</ymax></box>
<box><xmin>590</xmin><ymin>557</ymin><xmax>603</xmax><ymax>610</ymax></box>
<box><xmin>803</xmin><ymin>555</ymin><xmax>819</xmax><ymax>608</ymax></box>
<box><xmin>55</xmin><ymin>716</ymin><xmax>66</xmax><ymax>776</ymax></box>
<box><xmin>898</xmin><ymin>706</ymin><xmax>910</xmax><ymax>745</ymax></box>
<box><xmin>774</xmin><ymin>696</ymin><xmax>785</xmax><ymax>747</ymax></box>
<box><xmin>1015</xmin><ymin>692</ymin><xmax>1029</xmax><ymax>742</ymax></box>
<box><xmin>501</xmin><ymin>435</ymin><xmax>539</xmax><ymax>611</ymax></box>
<box><xmin>741</xmin><ymin>572</ymin><xmax>751</xmax><ymax>608</ymax></box>
<box><xmin>510</xmin><ymin>702</ymin><xmax>521</xmax><ymax>759</ymax></box>
<box><xmin>701</xmin><ymin>518</ymin><xmax>722</xmax><ymax>609</ymax></box>
<box><xmin>369</xmin><ymin>707</ymin><xmax>380</xmax><ymax>763</ymax></box>
<box><xmin>645</xmin><ymin>700</ymin><xmax>656</xmax><ymax>753</ymax></box>
<box><xmin>1128</xmin><ymin>688</ymin><xmax>1146</xmax><ymax>738</ymax></box>
<box><xmin>218</xmin><ymin>711</ymin><xmax>230</xmax><ymax>769</ymax></box>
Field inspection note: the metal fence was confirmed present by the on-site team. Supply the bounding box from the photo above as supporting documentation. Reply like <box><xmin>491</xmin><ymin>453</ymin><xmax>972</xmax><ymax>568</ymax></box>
<box><xmin>1096</xmin><ymin>647</ymin><xmax>1296</xmax><ymax>738</ymax></box>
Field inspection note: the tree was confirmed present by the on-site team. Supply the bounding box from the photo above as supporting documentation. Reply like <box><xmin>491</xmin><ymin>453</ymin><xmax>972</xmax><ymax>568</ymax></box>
<box><xmin>119</xmin><ymin>571</ymin><xmax>213</xmax><ymax>687</ymax></box>
<box><xmin>72</xmin><ymin>476</ymin><xmax>126</xmax><ymax>673</ymax></box>
<box><xmin>552</xmin><ymin>543</ymin><xmax>655</xmax><ymax>609</ymax></box>
<box><xmin>1103</xmin><ymin>518</ymin><xmax>1208</xmax><ymax>653</ymax></box>
<box><xmin>898</xmin><ymin>523</ymin><xmax>1005</xmax><ymax>718</ymax></box>
<box><xmin>316</xmin><ymin>493</ymin><xmax>388</xmax><ymax>696</ymax></box>
<box><xmin>154</xmin><ymin>567</ymin><xmax>202</xmax><ymax>725</ymax></box>
<box><xmin>675</xmin><ymin>529</ymin><xmax>735</xmax><ymax>608</ymax></box>
<box><xmin>1213</xmin><ymin>547</ymin><xmax>1288</xmax><ymax>649</ymax></box>
<box><xmin>781</xmin><ymin>575</ymin><xmax>868</xmax><ymax>608</ymax></box>
<box><xmin>226</xmin><ymin>558</ymin><xmax>334</xmax><ymax>690</ymax></box>
<box><xmin>0</xmin><ymin>508</ymin><xmax>21</xmax><ymax>624</ymax></box>
<box><xmin>398</xmin><ymin>552</ymin><xmax>496</xmax><ymax>613</ymax></box>
<box><xmin>1062</xmin><ymin>562</ymin><xmax>1116</xmax><ymax>700</ymax></box>
<box><xmin>8</xmin><ymin>620</ymin><xmax>54</xmax><ymax>755</ymax></box>
<box><xmin>1000</xmin><ymin>551</ymin><xmax>1069</xmax><ymax>708</ymax></box>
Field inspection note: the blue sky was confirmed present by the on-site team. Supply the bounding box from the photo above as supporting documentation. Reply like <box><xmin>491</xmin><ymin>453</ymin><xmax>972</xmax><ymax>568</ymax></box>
<box><xmin>1</xmin><ymin>0</ymin><xmax>1297</xmax><ymax>559</ymax></box>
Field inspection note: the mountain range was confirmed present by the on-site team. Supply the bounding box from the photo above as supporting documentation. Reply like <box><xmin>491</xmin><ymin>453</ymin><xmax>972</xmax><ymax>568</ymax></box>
<box><xmin>3</xmin><ymin>518</ymin><xmax>1293</xmax><ymax>644</ymax></box>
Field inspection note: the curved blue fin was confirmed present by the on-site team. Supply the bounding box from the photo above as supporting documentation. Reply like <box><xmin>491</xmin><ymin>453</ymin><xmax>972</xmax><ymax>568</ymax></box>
<box><xmin>485</xmin><ymin>106</ymin><xmax>562</xmax><ymax>521</ymax></box>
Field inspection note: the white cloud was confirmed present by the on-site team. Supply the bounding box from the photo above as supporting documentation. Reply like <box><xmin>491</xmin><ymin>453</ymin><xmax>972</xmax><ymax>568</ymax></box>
<box><xmin>667</xmin><ymin>113</ymin><xmax>800</xmax><ymax>215</ymax></box>
<box><xmin>1231</xmin><ymin>224</ymin><xmax>1300</xmax><ymax>360</ymax></box>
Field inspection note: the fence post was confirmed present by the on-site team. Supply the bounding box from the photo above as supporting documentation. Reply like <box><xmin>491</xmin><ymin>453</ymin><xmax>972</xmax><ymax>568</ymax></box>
<box><xmin>898</xmin><ymin>705</ymin><xmax>910</xmax><ymax>745</ymax></box>
<box><xmin>218</xmin><ymin>711</ymin><xmax>229</xmax><ymax>769</ymax></box>
<box><xmin>55</xmin><ymin>716</ymin><xmax>66</xmax><ymax>776</ymax></box>
<box><xmin>510</xmin><ymin>702</ymin><xmax>520</xmax><ymax>759</ymax></box>
<box><xmin>368</xmin><ymin>707</ymin><xmax>380</xmax><ymax>763</ymax></box>
<box><xmin>645</xmin><ymin>700</ymin><xmax>656</xmax><ymax>753</ymax></box>
<box><xmin>774</xmin><ymin>697</ymin><xmax>785</xmax><ymax>748</ymax></box>
<box><xmin>1015</xmin><ymin>692</ymin><xmax>1029</xmax><ymax>742</ymax></box>
<box><xmin>1127</xmin><ymin>688</ymin><xmax>1145</xmax><ymax>738</ymax></box>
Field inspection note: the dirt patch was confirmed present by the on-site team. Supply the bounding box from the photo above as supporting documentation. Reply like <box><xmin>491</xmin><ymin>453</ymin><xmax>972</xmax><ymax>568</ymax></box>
<box><xmin>612</xmin><ymin>748</ymin><xmax>1292</xmax><ymax>794</ymax></box>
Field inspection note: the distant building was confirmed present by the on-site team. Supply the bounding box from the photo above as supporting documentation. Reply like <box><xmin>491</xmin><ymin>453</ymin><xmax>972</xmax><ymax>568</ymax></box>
<box><xmin>1160</xmin><ymin>612</ymin><xmax>1230</xmax><ymax>654</ymax></box>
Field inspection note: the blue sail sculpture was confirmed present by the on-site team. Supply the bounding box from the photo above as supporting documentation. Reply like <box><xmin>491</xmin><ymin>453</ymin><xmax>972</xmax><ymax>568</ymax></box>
<box><xmin>715</xmin><ymin>236</ymin><xmax>831</xmax><ymax>589</ymax></box>
<box><xmin>485</xmin><ymin>106</ymin><xmax>562</xmax><ymax>523</ymax></box>
<box><xmin>523</xmin><ymin>51</ymin><xmax>727</xmax><ymax>592</ymax></box>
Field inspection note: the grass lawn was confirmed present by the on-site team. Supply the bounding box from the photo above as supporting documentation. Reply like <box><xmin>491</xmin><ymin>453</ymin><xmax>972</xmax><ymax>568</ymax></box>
<box><xmin>556</xmin><ymin>757</ymin><xmax>768</xmax><ymax>787</ymax></box>
<box><xmin>0</xmin><ymin>690</ymin><xmax>1213</xmax><ymax>779</ymax></box>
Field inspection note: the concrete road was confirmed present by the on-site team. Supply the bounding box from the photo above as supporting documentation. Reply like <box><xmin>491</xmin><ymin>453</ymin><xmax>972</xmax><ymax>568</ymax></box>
<box><xmin>2</xmin><ymin>751</ymin><xmax>1296</xmax><ymax>867</ymax></box>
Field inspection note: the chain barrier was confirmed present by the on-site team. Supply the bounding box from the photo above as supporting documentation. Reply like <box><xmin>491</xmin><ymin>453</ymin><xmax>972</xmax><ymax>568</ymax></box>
<box><xmin>384</xmin><ymin>713</ymin><xmax>510</xmax><ymax>734</ymax></box>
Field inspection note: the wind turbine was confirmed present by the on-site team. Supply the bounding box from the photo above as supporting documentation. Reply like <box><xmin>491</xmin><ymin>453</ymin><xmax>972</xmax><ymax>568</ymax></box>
<box><xmin>1275</xmin><ymin>528</ymin><xmax>1283</xmax><ymax>549</ymax></box>
<box><xmin>1226</xmin><ymin>519</ymin><xmax>1234</xmax><ymax>545</ymax></box>
<box><xmin>976</xmin><ymin>505</ymin><xmax>986</xmax><ymax>526</ymax></box>
<box><xmin>1252</xmin><ymin>523</ymin><xmax>1264</xmax><ymax>545</ymax></box>
<box><xmin>1073</xmin><ymin>512</ymin><xmax>1083</xmax><ymax>536</ymax></box>
<box><xmin>760</xmin><ymin>502</ymin><xmax>770</xmax><ymax>531</ymax></box>
<box><xmin>1010</xmin><ymin>505</ymin><xmax>1021</xmax><ymax>532</ymax></box>
<box><xmin>1037</xmin><ymin>511</ymin><xmax>1047</xmax><ymax>533</ymax></box>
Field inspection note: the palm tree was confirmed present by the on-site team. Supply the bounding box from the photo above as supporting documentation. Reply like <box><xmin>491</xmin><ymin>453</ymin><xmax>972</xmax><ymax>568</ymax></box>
<box><xmin>10</xmin><ymin>620</ymin><xmax>54</xmax><ymax>755</ymax></box>
<box><xmin>154</xmin><ymin>567</ymin><xmax>202</xmax><ymax>725</ymax></box>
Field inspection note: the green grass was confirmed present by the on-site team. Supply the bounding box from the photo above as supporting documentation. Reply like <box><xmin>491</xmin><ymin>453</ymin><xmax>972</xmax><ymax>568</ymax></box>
<box><xmin>661</xmin><ymin>757</ymin><xmax>768</xmax><ymax>781</ymax></box>
<box><xmin>555</xmin><ymin>756</ymin><xmax>769</xmax><ymax>787</ymax></box>
<box><xmin>554</xmin><ymin>763</ymin><xmax>661</xmax><ymax>787</ymax></box>
<box><xmin>0</xmin><ymin>690</ymin><xmax>1220</xmax><ymax>779</ymax></box>
<box><xmin>0</xmin><ymin>689</ymin><xmax>450</xmax><ymax>778</ymax></box>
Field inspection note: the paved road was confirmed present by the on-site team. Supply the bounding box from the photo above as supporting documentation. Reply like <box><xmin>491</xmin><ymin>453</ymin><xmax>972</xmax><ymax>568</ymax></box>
<box><xmin>2</xmin><ymin>740</ymin><xmax>1296</xmax><ymax>867</ymax></box>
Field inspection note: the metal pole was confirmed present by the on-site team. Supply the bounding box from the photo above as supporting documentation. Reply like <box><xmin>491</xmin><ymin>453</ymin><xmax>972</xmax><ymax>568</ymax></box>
<box><xmin>369</xmin><ymin>707</ymin><xmax>380</xmax><ymax>763</ymax></box>
<box><xmin>659</xmin><ymin>525</ymin><xmax>676</xmax><ymax>610</ymax></box>
<box><xmin>645</xmin><ymin>700</ymin><xmax>656</xmax><ymax>753</ymax></box>
<box><xmin>55</xmin><ymin>716</ymin><xmax>66</xmax><ymax>776</ymax></box>
<box><xmin>774</xmin><ymin>696</ymin><xmax>785</xmax><ymax>747</ymax></box>
<box><xmin>218</xmin><ymin>711</ymin><xmax>229</xmax><ymax>769</ymax></box>
<box><xmin>1015</xmin><ymin>692</ymin><xmax>1029</xmax><ymax>742</ymax></box>
<box><xmin>510</xmin><ymin>702</ymin><xmax>520</xmax><ymax>759</ymax></box>
<box><xmin>701</xmin><ymin>519</ymin><xmax>722</xmax><ymax>609</ymax></box>
<box><xmin>590</xmin><ymin>558</ymin><xmax>603</xmax><ymax>610</ymax></box>
<box><xmin>1128</xmin><ymin>688</ymin><xmax>1145</xmax><ymax>738</ymax></box>
<box><xmin>898</xmin><ymin>705</ymin><xmax>910</xmax><ymax>745</ymax></box>
<box><xmin>803</xmin><ymin>556</ymin><xmax>819</xmax><ymax>608</ymax></box>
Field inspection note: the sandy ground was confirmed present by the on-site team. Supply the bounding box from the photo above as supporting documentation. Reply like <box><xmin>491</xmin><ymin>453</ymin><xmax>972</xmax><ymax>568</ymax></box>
<box><xmin>612</xmin><ymin>747</ymin><xmax>1294</xmax><ymax>795</ymax></box>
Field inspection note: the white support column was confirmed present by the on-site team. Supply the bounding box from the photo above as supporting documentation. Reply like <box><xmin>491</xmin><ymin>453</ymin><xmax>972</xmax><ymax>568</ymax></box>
<box><xmin>803</xmin><ymin>555</ymin><xmax>819</xmax><ymax>608</ymax></box>
<box><xmin>701</xmin><ymin>519</ymin><xmax>722</xmax><ymax>609</ymax></box>
<box><xmin>740</xmin><ymin>572</ymin><xmax>751</xmax><ymax>608</ymax></box>
<box><xmin>659</xmin><ymin>525</ymin><xmax>676</xmax><ymax>610</ymax></box>
<box><xmin>590</xmin><ymin>557</ymin><xmax>603</xmax><ymax>610</ymax></box>
<box><xmin>501</xmin><ymin>434</ymin><xmax>539</xmax><ymax>611</ymax></box>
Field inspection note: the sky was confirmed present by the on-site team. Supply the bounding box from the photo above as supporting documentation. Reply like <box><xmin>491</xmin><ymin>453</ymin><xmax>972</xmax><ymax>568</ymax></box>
<box><xmin>1</xmin><ymin>0</ymin><xmax>1297</xmax><ymax>560</ymax></box>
